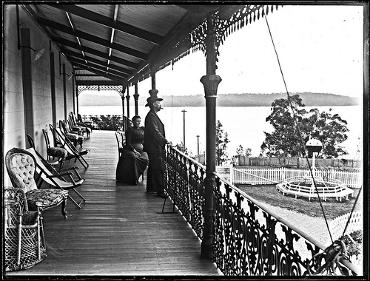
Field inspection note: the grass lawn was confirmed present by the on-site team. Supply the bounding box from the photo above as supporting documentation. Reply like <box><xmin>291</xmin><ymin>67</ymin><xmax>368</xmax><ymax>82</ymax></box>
<box><xmin>237</xmin><ymin>184</ymin><xmax>362</xmax><ymax>220</ymax></box>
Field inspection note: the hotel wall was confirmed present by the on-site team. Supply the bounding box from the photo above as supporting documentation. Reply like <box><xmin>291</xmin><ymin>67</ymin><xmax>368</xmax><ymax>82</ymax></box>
<box><xmin>3</xmin><ymin>5</ymin><xmax>74</xmax><ymax>186</ymax></box>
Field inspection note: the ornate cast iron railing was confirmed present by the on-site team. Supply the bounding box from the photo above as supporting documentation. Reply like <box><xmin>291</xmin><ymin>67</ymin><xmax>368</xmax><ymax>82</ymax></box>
<box><xmin>164</xmin><ymin>145</ymin><xmax>360</xmax><ymax>276</ymax></box>
<box><xmin>165</xmin><ymin>145</ymin><xmax>205</xmax><ymax>239</ymax></box>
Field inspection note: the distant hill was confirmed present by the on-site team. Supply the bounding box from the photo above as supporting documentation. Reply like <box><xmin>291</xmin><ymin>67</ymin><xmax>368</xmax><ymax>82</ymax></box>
<box><xmin>162</xmin><ymin>92</ymin><xmax>359</xmax><ymax>107</ymax></box>
<box><xmin>80</xmin><ymin>92</ymin><xmax>359</xmax><ymax>107</ymax></box>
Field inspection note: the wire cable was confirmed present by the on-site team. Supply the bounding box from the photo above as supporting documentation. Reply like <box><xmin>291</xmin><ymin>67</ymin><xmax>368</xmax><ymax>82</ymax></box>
<box><xmin>265</xmin><ymin>15</ymin><xmax>333</xmax><ymax>243</ymax></box>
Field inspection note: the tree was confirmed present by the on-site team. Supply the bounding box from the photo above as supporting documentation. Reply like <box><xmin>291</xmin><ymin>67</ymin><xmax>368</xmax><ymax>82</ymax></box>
<box><xmin>216</xmin><ymin>120</ymin><xmax>230</xmax><ymax>165</ymax></box>
<box><xmin>90</xmin><ymin>115</ymin><xmax>121</xmax><ymax>130</ymax></box>
<box><xmin>245</xmin><ymin>148</ymin><xmax>252</xmax><ymax>157</ymax></box>
<box><xmin>235</xmin><ymin>145</ymin><xmax>252</xmax><ymax>157</ymax></box>
<box><xmin>236</xmin><ymin>145</ymin><xmax>244</xmax><ymax>156</ymax></box>
<box><xmin>261</xmin><ymin>94</ymin><xmax>349</xmax><ymax>158</ymax></box>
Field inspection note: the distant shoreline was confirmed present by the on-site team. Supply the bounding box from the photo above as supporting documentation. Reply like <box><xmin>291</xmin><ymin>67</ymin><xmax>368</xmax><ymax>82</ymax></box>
<box><xmin>80</xmin><ymin>92</ymin><xmax>359</xmax><ymax>107</ymax></box>
<box><xmin>81</xmin><ymin>104</ymin><xmax>359</xmax><ymax>107</ymax></box>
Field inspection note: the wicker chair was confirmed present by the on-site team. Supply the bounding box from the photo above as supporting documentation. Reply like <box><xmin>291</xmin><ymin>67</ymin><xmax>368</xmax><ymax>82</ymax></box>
<box><xmin>5</xmin><ymin>148</ymin><xmax>69</xmax><ymax>218</ymax></box>
<box><xmin>4</xmin><ymin>187</ymin><xmax>47</xmax><ymax>271</ymax></box>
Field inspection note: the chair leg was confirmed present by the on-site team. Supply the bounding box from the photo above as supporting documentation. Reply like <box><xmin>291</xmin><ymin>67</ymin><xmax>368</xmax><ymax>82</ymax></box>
<box><xmin>61</xmin><ymin>199</ymin><xmax>68</xmax><ymax>219</ymax></box>
<box><xmin>37</xmin><ymin>217</ymin><xmax>41</xmax><ymax>260</ymax></box>
<box><xmin>17</xmin><ymin>224</ymin><xmax>22</xmax><ymax>266</ymax></box>
<box><xmin>68</xmin><ymin>189</ymin><xmax>86</xmax><ymax>209</ymax></box>
<box><xmin>39</xmin><ymin>214</ymin><xmax>46</xmax><ymax>253</ymax></box>
<box><xmin>77</xmin><ymin>155</ymin><xmax>89</xmax><ymax>169</ymax></box>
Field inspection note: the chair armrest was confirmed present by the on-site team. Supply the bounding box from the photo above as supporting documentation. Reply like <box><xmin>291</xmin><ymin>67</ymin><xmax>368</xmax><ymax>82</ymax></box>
<box><xmin>48</xmin><ymin>171</ymin><xmax>80</xmax><ymax>185</ymax></box>
<box><xmin>4</xmin><ymin>187</ymin><xmax>29</xmax><ymax>212</ymax></box>
<box><xmin>4</xmin><ymin>187</ymin><xmax>27</xmax><ymax>197</ymax></box>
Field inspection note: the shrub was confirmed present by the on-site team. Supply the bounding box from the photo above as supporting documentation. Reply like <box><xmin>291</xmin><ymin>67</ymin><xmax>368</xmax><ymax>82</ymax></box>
<box><xmin>90</xmin><ymin>115</ymin><xmax>122</xmax><ymax>131</ymax></box>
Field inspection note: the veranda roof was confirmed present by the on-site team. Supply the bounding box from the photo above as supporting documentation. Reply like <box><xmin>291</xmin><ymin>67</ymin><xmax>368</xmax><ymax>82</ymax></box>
<box><xmin>22</xmin><ymin>3</ymin><xmax>279</xmax><ymax>87</ymax></box>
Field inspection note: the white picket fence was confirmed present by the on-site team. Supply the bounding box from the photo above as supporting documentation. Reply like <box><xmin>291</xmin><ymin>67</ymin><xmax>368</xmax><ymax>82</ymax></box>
<box><xmin>216</xmin><ymin>166</ymin><xmax>362</xmax><ymax>188</ymax></box>
<box><xmin>329</xmin><ymin>211</ymin><xmax>362</xmax><ymax>240</ymax></box>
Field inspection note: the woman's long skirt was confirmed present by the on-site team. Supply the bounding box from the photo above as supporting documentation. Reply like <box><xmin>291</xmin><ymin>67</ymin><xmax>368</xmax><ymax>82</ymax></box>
<box><xmin>116</xmin><ymin>149</ymin><xmax>148</xmax><ymax>185</ymax></box>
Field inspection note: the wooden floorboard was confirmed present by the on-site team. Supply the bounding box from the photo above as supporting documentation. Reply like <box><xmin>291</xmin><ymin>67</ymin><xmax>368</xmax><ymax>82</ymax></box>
<box><xmin>7</xmin><ymin>130</ymin><xmax>219</xmax><ymax>276</ymax></box>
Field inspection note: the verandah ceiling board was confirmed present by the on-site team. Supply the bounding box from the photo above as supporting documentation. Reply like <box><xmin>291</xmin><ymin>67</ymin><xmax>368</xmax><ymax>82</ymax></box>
<box><xmin>29</xmin><ymin>4</ymin><xmax>246</xmax><ymax>86</ymax></box>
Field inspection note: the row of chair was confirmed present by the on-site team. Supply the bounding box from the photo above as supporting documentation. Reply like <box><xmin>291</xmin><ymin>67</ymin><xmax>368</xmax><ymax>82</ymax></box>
<box><xmin>4</xmin><ymin>119</ymin><xmax>92</xmax><ymax>271</ymax></box>
<box><xmin>7</xmin><ymin>132</ymin><xmax>88</xmax><ymax>218</ymax></box>
<box><xmin>67</xmin><ymin>112</ymin><xmax>92</xmax><ymax>139</ymax></box>
<box><xmin>43</xmin><ymin>123</ymin><xmax>89</xmax><ymax>170</ymax></box>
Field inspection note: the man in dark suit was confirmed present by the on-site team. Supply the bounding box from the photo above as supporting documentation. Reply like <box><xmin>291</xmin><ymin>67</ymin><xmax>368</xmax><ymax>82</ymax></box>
<box><xmin>144</xmin><ymin>95</ymin><xmax>169</xmax><ymax>198</ymax></box>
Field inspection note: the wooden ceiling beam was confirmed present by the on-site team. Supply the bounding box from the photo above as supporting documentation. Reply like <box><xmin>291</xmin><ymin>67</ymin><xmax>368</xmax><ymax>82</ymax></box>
<box><xmin>52</xmin><ymin>36</ymin><xmax>139</xmax><ymax>69</ymax></box>
<box><xmin>62</xmin><ymin>49</ymin><xmax>132</xmax><ymax>75</ymax></box>
<box><xmin>141</xmin><ymin>5</ymin><xmax>244</xmax><ymax>80</ymax></box>
<box><xmin>72</xmin><ymin>61</ymin><xmax>125</xmax><ymax>83</ymax></box>
<box><xmin>48</xmin><ymin>4</ymin><xmax>162</xmax><ymax>44</ymax></box>
<box><xmin>127</xmin><ymin>6</ymin><xmax>224</xmax><ymax>83</ymax></box>
<box><xmin>37</xmin><ymin>17</ymin><xmax>148</xmax><ymax>60</ymax></box>
<box><xmin>69</xmin><ymin>57</ymin><xmax>128</xmax><ymax>79</ymax></box>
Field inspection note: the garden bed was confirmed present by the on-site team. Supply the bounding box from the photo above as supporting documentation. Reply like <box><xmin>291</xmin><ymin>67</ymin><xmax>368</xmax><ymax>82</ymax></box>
<box><xmin>237</xmin><ymin>184</ymin><xmax>362</xmax><ymax>219</ymax></box>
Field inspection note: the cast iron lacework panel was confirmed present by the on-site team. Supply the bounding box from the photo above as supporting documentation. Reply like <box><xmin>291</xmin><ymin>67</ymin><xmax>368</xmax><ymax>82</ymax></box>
<box><xmin>165</xmin><ymin>146</ymin><xmax>205</xmax><ymax>239</ymax></box>
<box><xmin>165</xmin><ymin>146</ymin><xmax>355</xmax><ymax>276</ymax></box>
<box><xmin>172</xmin><ymin>5</ymin><xmax>281</xmax><ymax>66</ymax></box>
<box><xmin>164</xmin><ymin>147</ymin><xmax>358</xmax><ymax>276</ymax></box>
<box><xmin>212</xmin><ymin>175</ymin><xmax>357</xmax><ymax>276</ymax></box>
<box><xmin>77</xmin><ymin>85</ymin><xmax>123</xmax><ymax>95</ymax></box>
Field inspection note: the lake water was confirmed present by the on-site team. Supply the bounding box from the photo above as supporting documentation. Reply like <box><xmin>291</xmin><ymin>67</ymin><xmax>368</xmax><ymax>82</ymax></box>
<box><xmin>80</xmin><ymin>105</ymin><xmax>363</xmax><ymax>159</ymax></box>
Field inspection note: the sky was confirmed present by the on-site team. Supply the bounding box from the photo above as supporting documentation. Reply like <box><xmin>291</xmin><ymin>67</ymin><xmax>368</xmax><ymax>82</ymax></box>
<box><xmin>82</xmin><ymin>5</ymin><xmax>363</xmax><ymax>101</ymax></box>
<box><xmin>138</xmin><ymin>5</ymin><xmax>363</xmax><ymax>98</ymax></box>
<box><xmin>79</xmin><ymin>5</ymin><xmax>364</xmax><ymax>158</ymax></box>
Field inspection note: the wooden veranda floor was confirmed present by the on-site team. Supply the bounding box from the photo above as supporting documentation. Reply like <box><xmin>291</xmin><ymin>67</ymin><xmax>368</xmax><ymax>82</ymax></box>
<box><xmin>7</xmin><ymin>130</ymin><xmax>219</xmax><ymax>276</ymax></box>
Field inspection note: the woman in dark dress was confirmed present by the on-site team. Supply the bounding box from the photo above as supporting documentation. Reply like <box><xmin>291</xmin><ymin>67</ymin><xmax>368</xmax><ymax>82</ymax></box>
<box><xmin>116</xmin><ymin>116</ymin><xmax>149</xmax><ymax>184</ymax></box>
